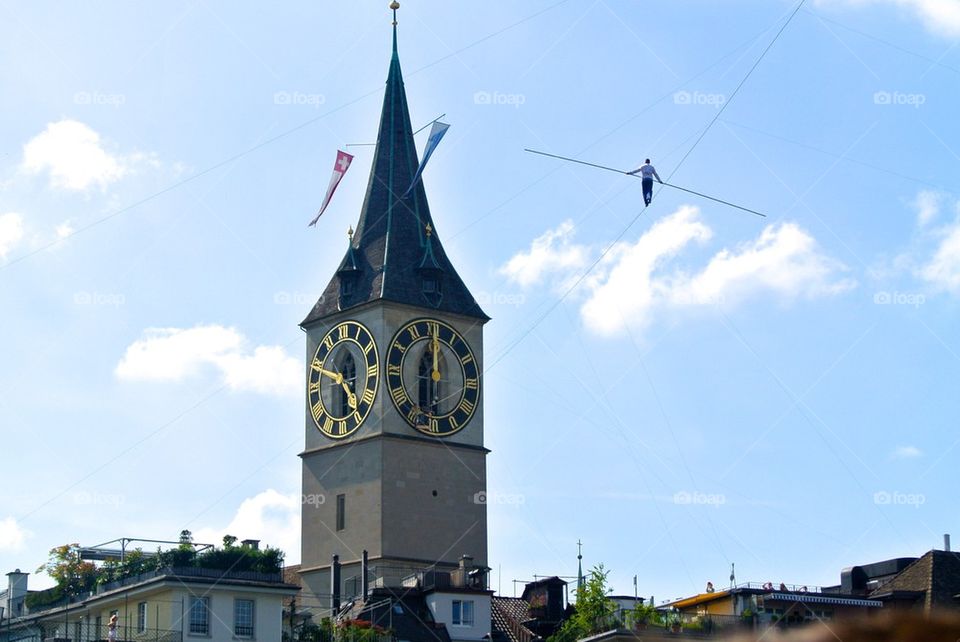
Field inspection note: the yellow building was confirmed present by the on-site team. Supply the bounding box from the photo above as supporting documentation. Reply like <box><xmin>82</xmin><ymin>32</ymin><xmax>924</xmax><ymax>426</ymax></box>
<box><xmin>662</xmin><ymin>582</ymin><xmax>882</xmax><ymax>633</ymax></box>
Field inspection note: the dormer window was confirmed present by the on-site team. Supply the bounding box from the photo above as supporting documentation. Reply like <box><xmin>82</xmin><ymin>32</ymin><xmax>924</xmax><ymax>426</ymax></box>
<box><xmin>340</xmin><ymin>277</ymin><xmax>355</xmax><ymax>298</ymax></box>
<box><xmin>422</xmin><ymin>276</ymin><xmax>440</xmax><ymax>295</ymax></box>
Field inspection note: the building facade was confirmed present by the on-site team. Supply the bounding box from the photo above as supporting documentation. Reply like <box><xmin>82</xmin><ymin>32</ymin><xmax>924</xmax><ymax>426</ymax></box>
<box><xmin>0</xmin><ymin>568</ymin><xmax>297</xmax><ymax>642</ymax></box>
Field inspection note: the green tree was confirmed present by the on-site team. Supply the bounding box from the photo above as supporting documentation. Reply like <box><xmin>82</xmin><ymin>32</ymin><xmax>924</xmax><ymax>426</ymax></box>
<box><xmin>36</xmin><ymin>544</ymin><xmax>98</xmax><ymax>596</ymax></box>
<box><xmin>548</xmin><ymin>565</ymin><xmax>616</xmax><ymax>642</ymax></box>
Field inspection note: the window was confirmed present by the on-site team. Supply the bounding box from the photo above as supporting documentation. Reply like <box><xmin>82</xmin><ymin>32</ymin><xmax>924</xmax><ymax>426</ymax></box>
<box><xmin>417</xmin><ymin>348</ymin><xmax>442</xmax><ymax>416</ymax></box>
<box><xmin>188</xmin><ymin>597</ymin><xmax>210</xmax><ymax>636</ymax></box>
<box><xmin>96</xmin><ymin>616</ymin><xmax>102</xmax><ymax>638</ymax></box>
<box><xmin>234</xmin><ymin>599</ymin><xmax>255</xmax><ymax>638</ymax></box>
<box><xmin>335</xmin><ymin>353</ymin><xmax>357</xmax><ymax>417</ymax></box>
<box><xmin>336</xmin><ymin>494</ymin><xmax>346</xmax><ymax>531</ymax></box>
<box><xmin>452</xmin><ymin>600</ymin><xmax>474</xmax><ymax>627</ymax></box>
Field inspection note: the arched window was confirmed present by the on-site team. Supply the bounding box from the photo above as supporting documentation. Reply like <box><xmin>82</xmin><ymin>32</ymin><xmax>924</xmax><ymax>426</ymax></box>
<box><xmin>335</xmin><ymin>352</ymin><xmax>357</xmax><ymax>417</ymax></box>
<box><xmin>417</xmin><ymin>347</ymin><xmax>441</xmax><ymax>417</ymax></box>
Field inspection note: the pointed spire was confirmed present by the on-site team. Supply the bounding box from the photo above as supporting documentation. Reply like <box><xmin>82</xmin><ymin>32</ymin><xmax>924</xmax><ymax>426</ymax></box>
<box><xmin>576</xmin><ymin>540</ymin><xmax>584</xmax><ymax>593</ymax></box>
<box><xmin>302</xmin><ymin>2</ymin><xmax>488</xmax><ymax>327</ymax></box>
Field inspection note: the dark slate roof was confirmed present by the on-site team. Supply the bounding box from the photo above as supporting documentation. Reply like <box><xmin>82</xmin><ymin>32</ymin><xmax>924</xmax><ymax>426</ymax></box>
<box><xmin>301</xmin><ymin>25</ymin><xmax>488</xmax><ymax>327</ymax></box>
<box><xmin>491</xmin><ymin>596</ymin><xmax>536</xmax><ymax>642</ymax></box>
<box><xmin>870</xmin><ymin>549</ymin><xmax>960</xmax><ymax>610</ymax></box>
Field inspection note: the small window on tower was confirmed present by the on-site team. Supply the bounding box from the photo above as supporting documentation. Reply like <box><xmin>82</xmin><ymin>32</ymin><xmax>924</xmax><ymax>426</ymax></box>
<box><xmin>340</xmin><ymin>277</ymin><xmax>354</xmax><ymax>298</ymax></box>
<box><xmin>336</xmin><ymin>494</ymin><xmax>346</xmax><ymax>531</ymax></box>
<box><xmin>422</xmin><ymin>277</ymin><xmax>437</xmax><ymax>294</ymax></box>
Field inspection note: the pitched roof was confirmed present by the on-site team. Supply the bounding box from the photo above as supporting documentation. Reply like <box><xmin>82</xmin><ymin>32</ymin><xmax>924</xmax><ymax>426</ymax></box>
<box><xmin>870</xmin><ymin>549</ymin><xmax>960</xmax><ymax>610</ymax></box>
<box><xmin>491</xmin><ymin>596</ymin><xmax>536</xmax><ymax>642</ymax></box>
<box><xmin>301</xmin><ymin>23</ymin><xmax>487</xmax><ymax>327</ymax></box>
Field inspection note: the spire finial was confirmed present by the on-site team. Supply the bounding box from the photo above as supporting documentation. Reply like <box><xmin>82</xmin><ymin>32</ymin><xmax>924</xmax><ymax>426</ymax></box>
<box><xmin>347</xmin><ymin>225</ymin><xmax>354</xmax><ymax>240</ymax></box>
<box><xmin>425</xmin><ymin>222</ymin><xmax>432</xmax><ymax>238</ymax></box>
<box><xmin>390</xmin><ymin>1</ymin><xmax>399</xmax><ymax>26</ymax></box>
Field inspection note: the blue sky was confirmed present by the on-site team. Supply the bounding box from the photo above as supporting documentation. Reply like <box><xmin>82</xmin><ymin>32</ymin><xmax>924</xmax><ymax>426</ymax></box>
<box><xmin>1</xmin><ymin>0</ymin><xmax>959</xmax><ymax>604</ymax></box>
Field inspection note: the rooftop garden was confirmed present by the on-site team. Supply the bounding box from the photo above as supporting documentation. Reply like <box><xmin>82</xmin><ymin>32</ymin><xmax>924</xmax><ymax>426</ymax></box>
<box><xmin>26</xmin><ymin>531</ymin><xmax>284</xmax><ymax>611</ymax></box>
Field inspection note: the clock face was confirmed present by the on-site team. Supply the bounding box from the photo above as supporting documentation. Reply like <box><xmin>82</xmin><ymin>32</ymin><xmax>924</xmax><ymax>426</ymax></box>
<box><xmin>385</xmin><ymin>318</ymin><xmax>480</xmax><ymax>437</ymax></box>
<box><xmin>308</xmin><ymin>320</ymin><xmax>379</xmax><ymax>439</ymax></box>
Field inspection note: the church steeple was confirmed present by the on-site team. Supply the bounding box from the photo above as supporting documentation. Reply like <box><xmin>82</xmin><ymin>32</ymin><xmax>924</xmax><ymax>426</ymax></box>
<box><xmin>302</xmin><ymin>5</ymin><xmax>488</xmax><ymax>327</ymax></box>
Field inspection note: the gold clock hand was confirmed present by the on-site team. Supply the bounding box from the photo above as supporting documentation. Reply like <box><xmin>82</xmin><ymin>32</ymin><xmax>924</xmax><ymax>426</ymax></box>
<box><xmin>316</xmin><ymin>365</ymin><xmax>356</xmax><ymax>408</ymax></box>
<box><xmin>431</xmin><ymin>327</ymin><xmax>441</xmax><ymax>382</ymax></box>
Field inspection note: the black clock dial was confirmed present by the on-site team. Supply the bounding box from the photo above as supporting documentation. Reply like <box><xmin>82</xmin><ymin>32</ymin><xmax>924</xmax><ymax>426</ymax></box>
<box><xmin>385</xmin><ymin>318</ymin><xmax>480</xmax><ymax>436</ymax></box>
<box><xmin>308</xmin><ymin>320</ymin><xmax>379</xmax><ymax>439</ymax></box>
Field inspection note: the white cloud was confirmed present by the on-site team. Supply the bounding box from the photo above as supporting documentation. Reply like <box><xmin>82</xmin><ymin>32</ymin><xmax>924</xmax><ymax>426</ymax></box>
<box><xmin>821</xmin><ymin>0</ymin><xmax>960</xmax><ymax>38</ymax></box>
<box><xmin>21</xmin><ymin>120</ymin><xmax>144</xmax><ymax>191</ymax></box>
<box><xmin>56</xmin><ymin>221</ymin><xmax>75</xmax><ymax>239</ymax></box>
<box><xmin>501</xmin><ymin>206</ymin><xmax>854</xmax><ymax>337</ymax></box>
<box><xmin>892</xmin><ymin>445</ymin><xmax>923</xmax><ymax>459</ymax></box>
<box><xmin>499</xmin><ymin>219</ymin><xmax>589</xmax><ymax>287</ymax></box>
<box><xmin>0</xmin><ymin>516</ymin><xmax>29</xmax><ymax>552</ymax></box>
<box><xmin>0</xmin><ymin>212</ymin><xmax>25</xmax><ymax>259</ymax></box>
<box><xmin>116</xmin><ymin>325</ymin><xmax>300</xmax><ymax>396</ymax></box>
<box><xmin>919</xmin><ymin>218</ymin><xmax>960</xmax><ymax>293</ymax></box>
<box><xmin>912</xmin><ymin>190</ymin><xmax>942</xmax><ymax>226</ymax></box>
<box><xmin>192</xmin><ymin>490</ymin><xmax>300</xmax><ymax>563</ymax></box>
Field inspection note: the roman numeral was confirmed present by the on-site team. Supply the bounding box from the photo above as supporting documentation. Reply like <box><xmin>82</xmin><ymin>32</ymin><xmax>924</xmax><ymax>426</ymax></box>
<box><xmin>337</xmin><ymin>420</ymin><xmax>347</xmax><ymax>435</ymax></box>
<box><xmin>449</xmin><ymin>416</ymin><xmax>460</xmax><ymax>431</ymax></box>
<box><xmin>337</xmin><ymin>324</ymin><xmax>349</xmax><ymax>340</ymax></box>
<box><xmin>362</xmin><ymin>340</ymin><xmax>375</xmax><ymax>356</ymax></box>
<box><xmin>390</xmin><ymin>386</ymin><xmax>408</xmax><ymax>405</ymax></box>
<box><xmin>459</xmin><ymin>399</ymin><xmax>475</xmax><ymax>415</ymax></box>
<box><xmin>367</xmin><ymin>363</ymin><xmax>379</xmax><ymax>379</ymax></box>
<box><xmin>388</xmin><ymin>364</ymin><xmax>401</xmax><ymax>376</ymax></box>
<box><xmin>322</xmin><ymin>335</ymin><xmax>334</xmax><ymax>350</ymax></box>
<box><xmin>407</xmin><ymin>325</ymin><xmax>421</xmax><ymax>340</ymax></box>
<box><xmin>459</xmin><ymin>353</ymin><xmax>474</xmax><ymax>366</ymax></box>
<box><xmin>311</xmin><ymin>401</ymin><xmax>325</xmax><ymax>423</ymax></box>
<box><xmin>392</xmin><ymin>341</ymin><xmax>407</xmax><ymax>355</ymax></box>
<box><xmin>427</xmin><ymin>321</ymin><xmax>439</xmax><ymax>337</ymax></box>
<box><xmin>464</xmin><ymin>378</ymin><xmax>479</xmax><ymax>390</ymax></box>
<box><xmin>311</xmin><ymin>359</ymin><xmax>323</xmax><ymax>372</ymax></box>
<box><xmin>361</xmin><ymin>388</ymin><xmax>376</xmax><ymax>405</ymax></box>
<box><xmin>308</xmin><ymin>381</ymin><xmax>320</xmax><ymax>394</ymax></box>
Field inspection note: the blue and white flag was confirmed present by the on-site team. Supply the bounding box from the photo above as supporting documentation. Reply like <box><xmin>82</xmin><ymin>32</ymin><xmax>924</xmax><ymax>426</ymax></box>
<box><xmin>402</xmin><ymin>121</ymin><xmax>449</xmax><ymax>198</ymax></box>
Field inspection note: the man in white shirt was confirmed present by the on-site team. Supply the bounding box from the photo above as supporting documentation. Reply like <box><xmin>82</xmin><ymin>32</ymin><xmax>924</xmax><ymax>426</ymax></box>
<box><xmin>627</xmin><ymin>159</ymin><xmax>662</xmax><ymax>206</ymax></box>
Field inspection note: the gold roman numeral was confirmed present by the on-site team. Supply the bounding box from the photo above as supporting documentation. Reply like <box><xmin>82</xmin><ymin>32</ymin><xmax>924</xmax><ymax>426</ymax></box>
<box><xmin>311</xmin><ymin>401</ymin><xmax>325</xmax><ymax>423</ymax></box>
<box><xmin>460</xmin><ymin>353</ymin><xmax>474</xmax><ymax>366</ymax></box>
<box><xmin>362</xmin><ymin>340</ymin><xmax>375</xmax><ymax>356</ymax></box>
<box><xmin>449</xmin><ymin>416</ymin><xmax>460</xmax><ymax>431</ymax></box>
<box><xmin>464</xmin><ymin>378</ymin><xmax>478</xmax><ymax>390</ymax></box>
<box><xmin>390</xmin><ymin>386</ymin><xmax>408</xmax><ymax>405</ymax></box>
<box><xmin>361</xmin><ymin>388</ymin><xmax>376</xmax><ymax>405</ymax></box>
<box><xmin>459</xmin><ymin>399</ymin><xmax>475</xmax><ymax>415</ymax></box>
<box><xmin>388</xmin><ymin>364</ymin><xmax>401</xmax><ymax>376</ymax></box>
<box><xmin>311</xmin><ymin>358</ymin><xmax>323</xmax><ymax>372</ymax></box>
<box><xmin>322</xmin><ymin>335</ymin><xmax>334</xmax><ymax>350</ymax></box>
<box><xmin>308</xmin><ymin>381</ymin><xmax>320</xmax><ymax>394</ymax></box>
<box><xmin>407</xmin><ymin>325</ymin><xmax>421</xmax><ymax>340</ymax></box>
<box><xmin>337</xmin><ymin>324</ymin><xmax>349</xmax><ymax>340</ymax></box>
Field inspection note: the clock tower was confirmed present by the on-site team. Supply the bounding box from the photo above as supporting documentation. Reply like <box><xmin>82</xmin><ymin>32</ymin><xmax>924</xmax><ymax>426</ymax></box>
<box><xmin>298</xmin><ymin>7</ymin><xmax>490</xmax><ymax>607</ymax></box>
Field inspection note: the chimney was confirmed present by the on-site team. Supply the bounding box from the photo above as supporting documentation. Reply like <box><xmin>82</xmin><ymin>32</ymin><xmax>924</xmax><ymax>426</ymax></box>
<box><xmin>945</xmin><ymin>534</ymin><xmax>951</xmax><ymax>552</ymax></box>
<box><xmin>6</xmin><ymin>569</ymin><xmax>29</xmax><ymax>618</ymax></box>
<box><xmin>331</xmin><ymin>555</ymin><xmax>341</xmax><ymax>615</ymax></box>
<box><xmin>361</xmin><ymin>550</ymin><xmax>369</xmax><ymax>597</ymax></box>
<box><xmin>241</xmin><ymin>539</ymin><xmax>260</xmax><ymax>550</ymax></box>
